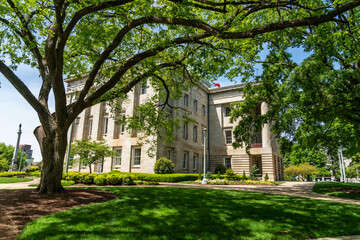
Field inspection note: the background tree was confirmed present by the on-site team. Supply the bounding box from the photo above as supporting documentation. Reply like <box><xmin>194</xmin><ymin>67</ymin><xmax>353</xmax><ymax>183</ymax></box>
<box><xmin>1</xmin><ymin>0</ymin><xmax>359</xmax><ymax>193</ymax></box>
<box><xmin>0</xmin><ymin>143</ymin><xmax>14</xmax><ymax>165</ymax></box>
<box><xmin>284</xmin><ymin>163</ymin><xmax>318</xmax><ymax>181</ymax></box>
<box><xmin>283</xmin><ymin>144</ymin><xmax>328</xmax><ymax>168</ymax></box>
<box><xmin>0</xmin><ymin>158</ymin><xmax>11</xmax><ymax>171</ymax></box>
<box><xmin>231</xmin><ymin>5</ymin><xmax>360</xmax><ymax>165</ymax></box>
<box><xmin>0</xmin><ymin>142</ymin><xmax>28</xmax><ymax>170</ymax></box>
<box><xmin>71</xmin><ymin>138</ymin><xmax>115</xmax><ymax>173</ymax></box>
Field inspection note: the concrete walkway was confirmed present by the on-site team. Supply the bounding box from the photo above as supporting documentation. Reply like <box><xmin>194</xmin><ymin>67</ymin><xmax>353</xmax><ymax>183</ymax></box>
<box><xmin>0</xmin><ymin>178</ymin><xmax>39</xmax><ymax>190</ymax></box>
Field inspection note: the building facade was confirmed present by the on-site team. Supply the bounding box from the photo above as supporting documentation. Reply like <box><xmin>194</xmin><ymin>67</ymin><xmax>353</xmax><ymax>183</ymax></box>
<box><xmin>66</xmin><ymin>79</ymin><xmax>284</xmax><ymax>181</ymax></box>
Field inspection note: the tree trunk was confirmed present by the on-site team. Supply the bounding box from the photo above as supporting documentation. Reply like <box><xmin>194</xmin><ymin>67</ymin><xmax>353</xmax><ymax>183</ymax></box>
<box><xmin>34</xmin><ymin>126</ymin><xmax>67</xmax><ymax>194</ymax></box>
<box><xmin>89</xmin><ymin>165</ymin><xmax>92</xmax><ymax>173</ymax></box>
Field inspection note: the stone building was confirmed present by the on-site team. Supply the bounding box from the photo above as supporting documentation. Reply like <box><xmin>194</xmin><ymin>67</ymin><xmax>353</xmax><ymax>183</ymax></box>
<box><xmin>65</xmin><ymin>79</ymin><xmax>284</xmax><ymax>181</ymax></box>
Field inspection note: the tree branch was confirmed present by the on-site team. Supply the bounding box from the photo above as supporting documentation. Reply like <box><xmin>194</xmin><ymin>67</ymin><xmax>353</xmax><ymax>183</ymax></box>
<box><xmin>77</xmin><ymin>15</ymin><xmax>219</xmax><ymax>105</ymax></box>
<box><xmin>58</xmin><ymin>0</ymin><xmax>134</xmax><ymax>53</ymax></box>
<box><xmin>220</xmin><ymin>0</ymin><xmax>360</xmax><ymax>39</ymax></box>
<box><xmin>0</xmin><ymin>61</ymin><xmax>51</xmax><ymax>120</ymax></box>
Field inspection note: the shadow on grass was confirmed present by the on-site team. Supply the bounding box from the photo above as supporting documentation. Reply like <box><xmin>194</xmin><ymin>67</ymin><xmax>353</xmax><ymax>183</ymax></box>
<box><xmin>19</xmin><ymin>187</ymin><xmax>360</xmax><ymax>240</ymax></box>
<box><xmin>313</xmin><ymin>182</ymin><xmax>360</xmax><ymax>200</ymax></box>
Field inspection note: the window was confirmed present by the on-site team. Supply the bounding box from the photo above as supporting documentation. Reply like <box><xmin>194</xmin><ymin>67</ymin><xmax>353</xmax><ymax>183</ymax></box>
<box><xmin>193</xmin><ymin>154</ymin><xmax>198</xmax><ymax>170</ymax></box>
<box><xmin>113</xmin><ymin>149</ymin><xmax>122</xmax><ymax>167</ymax></box>
<box><xmin>224</xmin><ymin>157</ymin><xmax>232</xmax><ymax>169</ymax></box>
<box><xmin>183</xmin><ymin>151</ymin><xmax>189</xmax><ymax>169</ymax></box>
<box><xmin>201</xmin><ymin>105</ymin><xmax>206</xmax><ymax>115</ymax></box>
<box><xmin>225</xmin><ymin>107</ymin><xmax>231</xmax><ymax>117</ymax></box>
<box><xmin>193</xmin><ymin>100</ymin><xmax>197</xmax><ymax>111</ymax></box>
<box><xmin>193</xmin><ymin>125</ymin><xmax>197</xmax><ymax>142</ymax></box>
<box><xmin>183</xmin><ymin>122</ymin><xmax>188</xmax><ymax>139</ymax></box>
<box><xmin>168</xmin><ymin>149</ymin><xmax>173</xmax><ymax>161</ymax></box>
<box><xmin>133</xmin><ymin>148</ymin><xmax>141</xmax><ymax>166</ymax></box>
<box><xmin>184</xmin><ymin>94</ymin><xmax>188</xmax><ymax>106</ymax></box>
<box><xmin>120</xmin><ymin>115</ymin><xmax>125</xmax><ymax>133</ymax></box>
<box><xmin>225</xmin><ymin>130</ymin><xmax>232</xmax><ymax>144</ymax></box>
<box><xmin>141</xmin><ymin>81</ymin><xmax>147</xmax><ymax>94</ymax></box>
<box><xmin>88</xmin><ymin>118</ymin><xmax>93</xmax><ymax>137</ymax></box>
<box><xmin>103</xmin><ymin>117</ymin><xmax>108</xmax><ymax>135</ymax></box>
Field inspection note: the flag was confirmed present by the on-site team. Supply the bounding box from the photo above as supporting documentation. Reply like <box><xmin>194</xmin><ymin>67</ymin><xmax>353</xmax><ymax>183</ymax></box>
<box><xmin>213</xmin><ymin>83</ymin><xmax>220</xmax><ymax>87</ymax></box>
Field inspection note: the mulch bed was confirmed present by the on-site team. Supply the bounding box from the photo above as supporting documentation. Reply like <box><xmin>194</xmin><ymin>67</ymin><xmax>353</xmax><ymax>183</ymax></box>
<box><xmin>0</xmin><ymin>189</ymin><xmax>118</xmax><ymax>240</ymax></box>
<box><xmin>330</xmin><ymin>188</ymin><xmax>360</xmax><ymax>194</ymax></box>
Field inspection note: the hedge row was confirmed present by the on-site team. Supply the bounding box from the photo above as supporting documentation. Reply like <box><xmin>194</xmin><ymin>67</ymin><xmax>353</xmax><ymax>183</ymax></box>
<box><xmin>0</xmin><ymin>172</ymin><xmax>26</xmax><ymax>177</ymax></box>
<box><xmin>63</xmin><ymin>171</ymin><xmax>200</xmax><ymax>185</ymax></box>
<box><xmin>109</xmin><ymin>171</ymin><xmax>199</xmax><ymax>182</ymax></box>
<box><xmin>62</xmin><ymin>172</ymin><xmax>136</xmax><ymax>186</ymax></box>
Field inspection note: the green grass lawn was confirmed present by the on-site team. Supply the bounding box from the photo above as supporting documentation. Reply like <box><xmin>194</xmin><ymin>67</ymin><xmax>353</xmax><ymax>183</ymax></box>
<box><xmin>0</xmin><ymin>177</ymin><xmax>33</xmax><ymax>184</ymax></box>
<box><xmin>18</xmin><ymin>187</ymin><xmax>360</xmax><ymax>240</ymax></box>
<box><xmin>313</xmin><ymin>182</ymin><xmax>360</xmax><ymax>200</ymax></box>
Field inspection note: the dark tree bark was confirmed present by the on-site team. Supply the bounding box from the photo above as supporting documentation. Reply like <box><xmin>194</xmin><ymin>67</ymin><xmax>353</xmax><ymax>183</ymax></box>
<box><xmin>34</xmin><ymin>126</ymin><xmax>67</xmax><ymax>194</ymax></box>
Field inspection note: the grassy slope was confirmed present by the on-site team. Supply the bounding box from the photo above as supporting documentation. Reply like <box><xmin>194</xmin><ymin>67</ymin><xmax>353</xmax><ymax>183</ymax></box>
<box><xmin>0</xmin><ymin>177</ymin><xmax>33</xmax><ymax>184</ymax></box>
<box><xmin>313</xmin><ymin>182</ymin><xmax>360</xmax><ymax>200</ymax></box>
<box><xmin>19</xmin><ymin>187</ymin><xmax>360</xmax><ymax>240</ymax></box>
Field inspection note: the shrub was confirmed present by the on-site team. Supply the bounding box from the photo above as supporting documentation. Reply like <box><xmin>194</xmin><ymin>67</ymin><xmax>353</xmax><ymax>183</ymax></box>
<box><xmin>80</xmin><ymin>173</ymin><xmax>95</xmax><ymax>184</ymax></box>
<box><xmin>130</xmin><ymin>173</ymin><xmax>198</xmax><ymax>182</ymax></box>
<box><xmin>144</xmin><ymin>181</ymin><xmax>159</xmax><ymax>185</ymax></box>
<box><xmin>106</xmin><ymin>174</ymin><xmax>121</xmax><ymax>185</ymax></box>
<box><xmin>134</xmin><ymin>180</ymin><xmax>143</xmax><ymax>185</ymax></box>
<box><xmin>94</xmin><ymin>174</ymin><xmax>107</xmax><ymax>186</ymax></box>
<box><xmin>61</xmin><ymin>180</ymin><xmax>75</xmax><ymax>186</ymax></box>
<box><xmin>121</xmin><ymin>174</ymin><xmax>135</xmax><ymax>185</ymax></box>
<box><xmin>30</xmin><ymin>171</ymin><xmax>41</xmax><ymax>177</ymax></box>
<box><xmin>206</xmin><ymin>171</ymin><xmax>213</xmax><ymax>179</ymax></box>
<box><xmin>198</xmin><ymin>172</ymin><xmax>202</xmax><ymax>180</ymax></box>
<box><xmin>264</xmin><ymin>173</ymin><xmax>269</xmax><ymax>181</ymax></box>
<box><xmin>0</xmin><ymin>172</ymin><xmax>26</xmax><ymax>177</ymax></box>
<box><xmin>214</xmin><ymin>164</ymin><xmax>227</xmax><ymax>174</ymax></box>
<box><xmin>154</xmin><ymin>157</ymin><xmax>175</xmax><ymax>174</ymax></box>
<box><xmin>63</xmin><ymin>172</ymin><xmax>81</xmax><ymax>183</ymax></box>
<box><xmin>29</xmin><ymin>166</ymin><xmax>39</xmax><ymax>172</ymax></box>
<box><xmin>242</xmin><ymin>171</ymin><xmax>247</xmax><ymax>180</ymax></box>
<box><xmin>225</xmin><ymin>168</ymin><xmax>236</xmax><ymax>180</ymax></box>
<box><xmin>249</xmin><ymin>165</ymin><xmax>261</xmax><ymax>180</ymax></box>
<box><xmin>216</xmin><ymin>171</ymin><xmax>221</xmax><ymax>179</ymax></box>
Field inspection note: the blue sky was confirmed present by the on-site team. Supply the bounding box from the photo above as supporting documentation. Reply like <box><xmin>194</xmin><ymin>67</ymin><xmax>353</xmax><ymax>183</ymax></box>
<box><xmin>0</xmin><ymin>64</ymin><xmax>46</xmax><ymax>161</ymax></box>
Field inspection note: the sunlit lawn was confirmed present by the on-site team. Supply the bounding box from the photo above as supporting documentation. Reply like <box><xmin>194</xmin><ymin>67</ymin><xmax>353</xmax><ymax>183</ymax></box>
<box><xmin>313</xmin><ymin>182</ymin><xmax>360</xmax><ymax>200</ymax></box>
<box><xmin>19</xmin><ymin>187</ymin><xmax>360</xmax><ymax>240</ymax></box>
<box><xmin>0</xmin><ymin>177</ymin><xmax>33</xmax><ymax>184</ymax></box>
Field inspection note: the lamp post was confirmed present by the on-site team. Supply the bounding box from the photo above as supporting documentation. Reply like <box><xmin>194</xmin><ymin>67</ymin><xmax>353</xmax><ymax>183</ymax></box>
<box><xmin>10</xmin><ymin>124</ymin><xmax>22</xmax><ymax>172</ymax></box>
<box><xmin>202</xmin><ymin>128</ymin><xmax>207</xmax><ymax>184</ymax></box>
<box><xmin>18</xmin><ymin>146</ymin><xmax>24</xmax><ymax>171</ymax></box>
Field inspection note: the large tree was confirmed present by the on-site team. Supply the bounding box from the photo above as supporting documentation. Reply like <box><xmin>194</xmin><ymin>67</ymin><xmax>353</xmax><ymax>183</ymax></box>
<box><xmin>1</xmin><ymin>0</ymin><xmax>359</xmax><ymax>193</ymax></box>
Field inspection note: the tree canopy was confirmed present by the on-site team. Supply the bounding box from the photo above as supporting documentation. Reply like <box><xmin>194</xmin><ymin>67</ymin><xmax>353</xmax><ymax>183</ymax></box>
<box><xmin>230</xmin><ymin>3</ymin><xmax>360</xmax><ymax>159</ymax></box>
<box><xmin>1</xmin><ymin>0</ymin><xmax>359</xmax><ymax>193</ymax></box>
